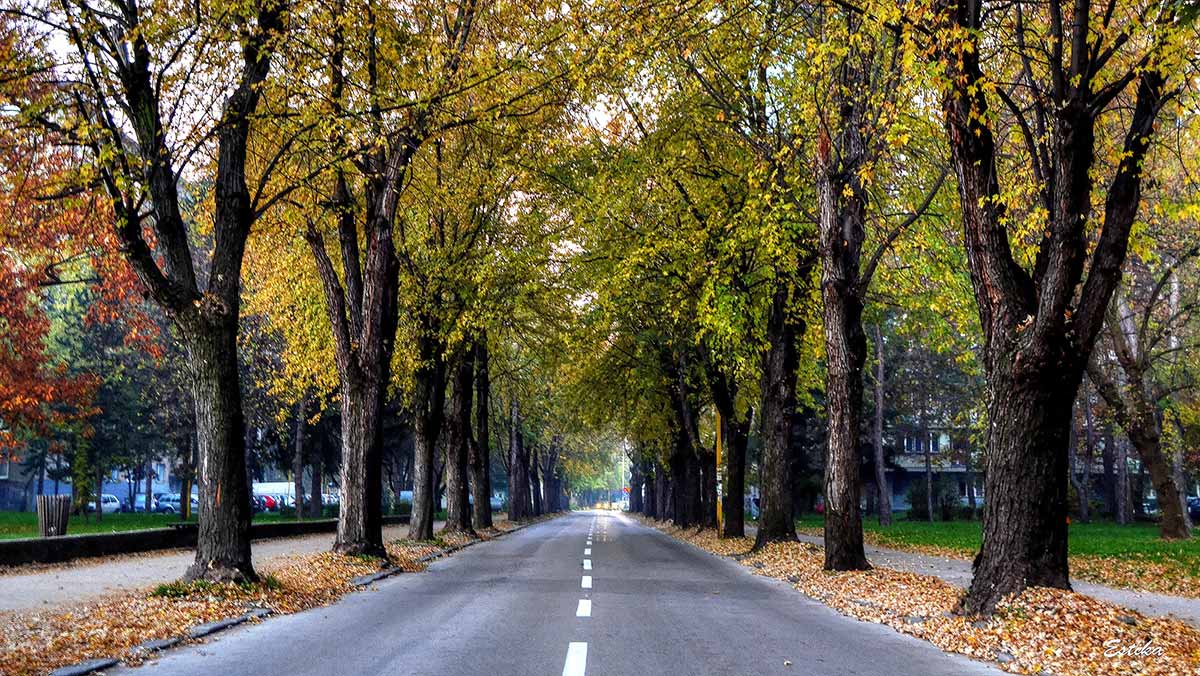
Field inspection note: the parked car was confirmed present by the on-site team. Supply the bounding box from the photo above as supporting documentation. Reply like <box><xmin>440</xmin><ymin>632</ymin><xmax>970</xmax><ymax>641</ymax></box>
<box><xmin>156</xmin><ymin>493</ymin><xmax>199</xmax><ymax>514</ymax></box>
<box><xmin>123</xmin><ymin>494</ymin><xmax>157</xmax><ymax>512</ymax></box>
<box><xmin>1143</xmin><ymin>498</ymin><xmax>1160</xmax><ymax>516</ymax></box>
<box><xmin>87</xmin><ymin>494</ymin><xmax>121</xmax><ymax>514</ymax></box>
<box><xmin>1188</xmin><ymin>497</ymin><xmax>1200</xmax><ymax>522</ymax></box>
<box><xmin>260</xmin><ymin>494</ymin><xmax>278</xmax><ymax>511</ymax></box>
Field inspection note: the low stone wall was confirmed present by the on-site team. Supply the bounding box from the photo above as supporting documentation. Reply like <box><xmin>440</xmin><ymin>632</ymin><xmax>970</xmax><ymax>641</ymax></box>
<box><xmin>0</xmin><ymin>514</ymin><xmax>411</xmax><ymax>567</ymax></box>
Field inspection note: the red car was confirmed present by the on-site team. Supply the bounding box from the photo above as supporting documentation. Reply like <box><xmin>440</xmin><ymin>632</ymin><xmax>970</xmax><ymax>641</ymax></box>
<box><xmin>260</xmin><ymin>494</ymin><xmax>278</xmax><ymax>510</ymax></box>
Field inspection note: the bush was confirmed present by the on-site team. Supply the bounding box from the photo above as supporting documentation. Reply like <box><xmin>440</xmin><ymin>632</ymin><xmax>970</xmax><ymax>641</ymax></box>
<box><xmin>906</xmin><ymin>474</ymin><xmax>960</xmax><ymax>521</ymax></box>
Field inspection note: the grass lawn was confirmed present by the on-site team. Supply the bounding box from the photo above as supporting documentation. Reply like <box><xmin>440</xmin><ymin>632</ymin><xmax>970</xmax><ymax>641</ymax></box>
<box><xmin>0</xmin><ymin>511</ymin><xmax>326</xmax><ymax>540</ymax></box>
<box><xmin>795</xmin><ymin>513</ymin><xmax>1200</xmax><ymax>596</ymax></box>
<box><xmin>796</xmin><ymin>513</ymin><xmax>1200</xmax><ymax>561</ymax></box>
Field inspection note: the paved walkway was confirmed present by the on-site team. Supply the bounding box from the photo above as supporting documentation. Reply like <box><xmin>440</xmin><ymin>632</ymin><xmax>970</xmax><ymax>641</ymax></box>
<box><xmin>0</xmin><ymin>522</ymin><xmax>443</xmax><ymax>613</ymax></box>
<box><xmin>786</xmin><ymin>532</ymin><xmax>1200</xmax><ymax>629</ymax></box>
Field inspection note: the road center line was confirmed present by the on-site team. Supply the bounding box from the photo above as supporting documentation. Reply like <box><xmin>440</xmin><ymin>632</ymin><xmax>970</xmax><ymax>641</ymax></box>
<box><xmin>562</xmin><ymin>642</ymin><xmax>587</xmax><ymax>676</ymax></box>
<box><xmin>583</xmin><ymin>559</ymin><xmax>592</xmax><ymax>570</ymax></box>
<box><xmin>576</xmin><ymin>599</ymin><xmax>591</xmax><ymax>617</ymax></box>
<box><xmin>584</xmin><ymin>548</ymin><xmax>591</xmax><ymax>555</ymax></box>
<box><xmin>581</xmin><ymin>575</ymin><xmax>592</xmax><ymax>589</ymax></box>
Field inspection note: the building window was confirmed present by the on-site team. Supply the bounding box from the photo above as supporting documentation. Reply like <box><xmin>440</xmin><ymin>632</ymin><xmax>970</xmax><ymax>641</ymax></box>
<box><xmin>0</xmin><ymin>456</ymin><xmax>9</xmax><ymax>480</ymax></box>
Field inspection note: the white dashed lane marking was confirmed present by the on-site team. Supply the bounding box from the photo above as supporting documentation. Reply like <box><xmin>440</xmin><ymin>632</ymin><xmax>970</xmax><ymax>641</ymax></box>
<box><xmin>583</xmin><ymin>559</ymin><xmax>592</xmax><ymax>570</ymax></box>
<box><xmin>581</xmin><ymin>575</ymin><xmax>592</xmax><ymax>589</ymax></box>
<box><xmin>576</xmin><ymin>599</ymin><xmax>591</xmax><ymax>617</ymax></box>
<box><xmin>562</xmin><ymin>642</ymin><xmax>587</xmax><ymax>676</ymax></box>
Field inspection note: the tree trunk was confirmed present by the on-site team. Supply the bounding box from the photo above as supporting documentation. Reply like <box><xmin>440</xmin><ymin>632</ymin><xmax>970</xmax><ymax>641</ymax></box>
<box><xmin>94</xmin><ymin>466</ymin><xmax>103</xmax><ymax>523</ymax></box>
<box><xmin>935</xmin><ymin>0</ymin><xmax>1171</xmax><ymax>616</ymax></box>
<box><xmin>530</xmin><ymin>445</ymin><xmax>543</xmax><ymax>517</ymax></box>
<box><xmin>1101</xmin><ymin>421</ymin><xmax>1117</xmax><ymax>518</ymax></box>
<box><xmin>443</xmin><ymin>347</ymin><xmax>475</xmax><ymax>535</ymax></box>
<box><xmin>408</xmin><ymin>334</ymin><xmax>446</xmax><ymax>541</ymax></box>
<box><xmin>293</xmin><ymin>398</ymin><xmax>308</xmax><ymax>519</ymax></box>
<box><xmin>655</xmin><ymin>466</ymin><xmax>668</xmax><ymax>521</ymax></box>
<box><xmin>629</xmin><ymin>459</ymin><xmax>643</xmax><ymax>513</ymax></box>
<box><xmin>309</xmin><ymin>441</ymin><xmax>323</xmax><ymax>518</ymax></box>
<box><xmin>965</xmin><ymin>452</ymin><xmax>977</xmax><ymax>520</ymax></box>
<box><xmin>701</xmin><ymin>449</ymin><xmax>718</xmax><ymax>529</ymax></box>
<box><xmin>181</xmin><ymin>434</ymin><xmax>196</xmax><ymax>522</ymax></box>
<box><xmin>185</xmin><ymin>328</ymin><xmax>256</xmax><ymax>582</ymax></box>
<box><xmin>1090</xmin><ymin>361</ymin><xmax>1190</xmax><ymax>538</ymax></box>
<box><xmin>872</xmin><ymin>324</ymin><xmax>892</xmax><ymax>526</ymax></box>
<box><xmin>1132</xmin><ymin>433</ymin><xmax>1190</xmax><ymax>538</ymax></box>
<box><xmin>145</xmin><ymin>463</ymin><xmax>153</xmax><ymax>514</ymax></box>
<box><xmin>507</xmin><ymin>401</ymin><xmax>531</xmax><ymax>521</ymax></box>
<box><xmin>643</xmin><ymin>463</ymin><xmax>657</xmax><ymax>518</ymax></box>
<box><xmin>959</xmin><ymin>369</ymin><xmax>1075</xmax><ymax>616</ymax></box>
<box><xmin>722</xmin><ymin>415</ymin><xmax>749</xmax><ymax>537</ymax></box>
<box><xmin>754</xmin><ymin>284</ymin><xmax>802</xmax><ymax>549</ymax></box>
<box><xmin>1134</xmin><ymin>460</ymin><xmax>1146</xmax><ymax>520</ymax></box>
<box><xmin>1068</xmin><ymin>413</ymin><xmax>1088</xmax><ymax>521</ymax></box>
<box><xmin>1174</xmin><ymin>445</ymin><xmax>1192</xmax><ymax>531</ymax></box>
<box><xmin>924</xmin><ymin>431</ymin><xmax>934</xmax><ymax>523</ymax></box>
<box><xmin>334</xmin><ymin>376</ymin><xmax>386</xmax><ymax>556</ymax></box>
<box><xmin>469</xmin><ymin>338</ymin><xmax>493</xmax><ymax>529</ymax></box>
<box><xmin>817</xmin><ymin>84</ymin><xmax>871</xmax><ymax>569</ymax></box>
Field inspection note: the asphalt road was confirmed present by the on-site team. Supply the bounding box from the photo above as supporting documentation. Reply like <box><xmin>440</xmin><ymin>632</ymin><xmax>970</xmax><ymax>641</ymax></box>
<box><xmin>113</xmin><ymin>511</ymin><xmax>1002</xmax><ymax>676</ymax></box>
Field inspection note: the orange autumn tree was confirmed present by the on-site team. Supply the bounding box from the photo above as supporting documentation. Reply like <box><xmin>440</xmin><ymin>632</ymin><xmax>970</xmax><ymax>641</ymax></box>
<box><xmin>0</xmin><ymin>25</ymin><xmax>146</xmax><ymax>469</ymax></box>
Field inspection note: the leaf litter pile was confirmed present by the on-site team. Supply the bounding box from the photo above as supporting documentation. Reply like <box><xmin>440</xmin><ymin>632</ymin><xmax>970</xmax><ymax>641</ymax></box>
<box><xmin>0</xmin><ymin>517</ymin><xmax>537</xmax><ymax>675</ymax></box>
<box><xmin>643</xmin><ymin>517</ymin><xmax>1200</xmax><ymax>676</ymax></box>
<box><xmin>795</xmin><ymin>523</ymin><xmax>1200</xmax><ymax>599</ymax></box>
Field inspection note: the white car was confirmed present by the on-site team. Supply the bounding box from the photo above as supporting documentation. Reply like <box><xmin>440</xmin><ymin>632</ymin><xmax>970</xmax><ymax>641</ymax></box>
<box><xmin>87</xmin><ymin>494</ymin><xmax>121</xmax><ymax>514</ymax></box>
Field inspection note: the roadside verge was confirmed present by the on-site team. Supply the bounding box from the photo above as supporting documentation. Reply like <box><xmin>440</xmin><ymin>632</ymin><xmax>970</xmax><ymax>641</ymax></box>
<box><xmin>637</xmin><ymin>516</ymin><xmax>1200</xmax><ymax>676</ymax></box>
<box><xmin>2</xmin><ymin>515</ymin><xmax>557</xmax><ymax>676</ymax></box>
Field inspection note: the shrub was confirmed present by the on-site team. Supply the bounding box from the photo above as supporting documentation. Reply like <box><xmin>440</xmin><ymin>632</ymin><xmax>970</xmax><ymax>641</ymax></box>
<box><xmin>906</xmin><ymin>474</ymin><xmax>960</xmax><ymax>521</ymax></box>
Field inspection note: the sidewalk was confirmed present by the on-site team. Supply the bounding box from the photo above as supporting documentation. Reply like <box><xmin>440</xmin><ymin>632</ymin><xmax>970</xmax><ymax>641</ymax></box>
<box><xmin>0</xmin><ymin>522</ymin><xmax>441</xmax><ymax>613</ymax></box>
<box><xmin>742</xmin><ymin>526</ymin><xmax>1200</xmax><ymax>629</ymax></box>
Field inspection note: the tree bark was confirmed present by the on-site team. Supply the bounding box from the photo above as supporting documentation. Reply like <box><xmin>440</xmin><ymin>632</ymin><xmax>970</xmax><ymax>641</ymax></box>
<box><xmin>721</xmin><ymin>414</ymin><xmax>749</xmax><ymax>537</ymax></box>
<box><xmin>507</xmin><ymin>401</ymin><xmax>531</xmax><ymax>521</ymax></box>
<box><xmin>924</xmin><ymin>430</ymin><xmax>934</xmax><ymax>523</ymax></box>
<box><xmin>469</xmin><ymin>338</ymin><xmax>493</xmax><ymax>529</ymax></box>
<box><xmin>961</xmin><ymin>365</ymin><xmax>1077</xmax><ymax>615</ymax></box>
<box><xmin>309</xmin><ymin>438</ymin><xmax>323</xmax><ymax>518</ymax></box>
<box><xmin>144</xmin><ymin>462</ymin><xmax>153</xmax><ymax>514</ymax></box>
<box><xmin>185</xmin><ymin>327</ymin><xmax>256</xmax><ymax>581</ymax></box>
<box><xmin>530</xmin><ymin>444</ymin><xmax>543</xmax><ymax>517</ymax></box>
<box><xmin>409</xmin><ymin>331</ymin><xmax>447</xmax><ymax>541</ymax></box>
<box><xmin>443</xmin><ymin>346</ymin><xmax>476</xmax><ymax>534</ymax></box>
<box><xmin>755</xmin><ymin>283</ymin><xmax>802</xmax><ymax>549</ymax></box>
<box><xmin>1089</xmin><ymin>360</ymin><xmax>1190</xmax><ymax>538</ymax></box>
<box><xmin>872</xmin><ymin>324</ymin><xmax>892</xmax><ymax>526</ymax></box>
<box><xmin>1101</xmin><ymin>422</ymin><xmax>1117</xmax><ymax>518</ymax></box>
<box><xmin>701</xmin><ymin>449</ymin><xmax>718</xmax><ymax>529</ymax></box>
<box><xmin>629</xmin><ymin>458</ymin><xmax>643</xmax><ymax>513</ymax></box>
<box><xmin>817</xmin><ymin>129</ymin><xmax>871</xmax><ymax>570</ymax></box>
<box><xmin>643</xmin><ymin>463</ymin><xmax>657</xmax><ymax>518</ymax></box>
<box><xmin>293</xmin><ymin>397</ymin><xmax>308</xmax><ymax>519</ymax></box>
<box><xmin>333</xmin><ymin>375</ymin><xmax>387</xmax><ymax>555</ymax></box>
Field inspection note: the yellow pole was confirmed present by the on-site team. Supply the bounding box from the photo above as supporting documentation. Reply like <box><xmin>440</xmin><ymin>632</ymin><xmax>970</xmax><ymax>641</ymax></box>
<box><xmin>715</xmin><ymin>410</ymin><xmax>723</xmax><ymax>535</ymax></box>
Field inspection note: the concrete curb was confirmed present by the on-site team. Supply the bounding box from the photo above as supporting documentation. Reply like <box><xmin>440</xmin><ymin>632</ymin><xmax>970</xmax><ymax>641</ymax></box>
<box><xmin>45</xmin><ymin>516</ymin><xmax>559</xmax><ymax>676</ymax></box>
<box><xmin>187</xmin><ymin>607</ymin><xmax>273</xmax><ymax>639</ymax></box>
<box><xmin>49</xmin><ymin>658</ymin><xmax>120</xmax><ymax>676</ymax></box>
